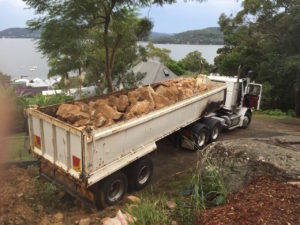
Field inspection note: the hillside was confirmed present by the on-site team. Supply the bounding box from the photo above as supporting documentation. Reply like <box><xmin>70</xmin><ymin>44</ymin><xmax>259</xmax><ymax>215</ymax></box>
<box><xmin>149</xmin><ymin>27</ymin><xmax>224</xmax><ymax>45</ymax></box>
<box><xmin>0</xmin><ymin>28</ymin><xmax>40</xmax><ymax>38</ymax></box>
<box><xmin>0</xmin><ymin>27</ymin><xmax>223</xmax><ymax>44</ymax></box>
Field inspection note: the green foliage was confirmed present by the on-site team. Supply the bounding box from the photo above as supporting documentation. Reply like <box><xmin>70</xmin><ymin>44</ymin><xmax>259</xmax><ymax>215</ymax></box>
<box><xmin>144</xmin><ymin>42</ymin><xmax>171</xmax><ymax>63</ymax></box>
<box><xmin>6</xmin><ymin>133</ymin><xmax>33</xmax><ymax>162</ymax></box>
<box><xmin>25</xmin><ymin>0</ymin><xmax>181</xmax><ymax>92</ymax></box>
<box><xmin>255</xmin><ymin>109</ymin><xmax>296</xmax><ymax>118</ymax></box>
<box><xmin>24</xmin><ymin>175</ymin><xmax>61</xmax><ymax>213</ymax></box>
<box><xmin>215</xmin><ymin>0</ymin><xmax>300</xmax><ymax>116</ymax></box>
<box><xmin>126</xmin><ymin>194</ymin><xmax>170</xmax><ymax>225</ymax></box>
<box><xmin>174</xmin><ymin>164</ymin><xmax>227</xmax><ymax>225</ymax></box>
<box><xmin>166</xmin><ymin>59</ymin><xmax>186</xmax><ymax>75</ymax></box>
<box><xmin>179</xmin><ymin>50</ymin><xmax>212</xmax><ymax>74</ymax></box>
<box><xmin>18</xmin><ymin>94</ymin><xmax>73</xmax><ymax>107</ymax></box>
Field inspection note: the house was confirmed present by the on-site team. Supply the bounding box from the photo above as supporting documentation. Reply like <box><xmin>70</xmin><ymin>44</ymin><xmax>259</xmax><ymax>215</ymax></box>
<box><xmin>133</xmin><ymin>59</ymin><xmax>177</xmax><ymax>86</ymax></box>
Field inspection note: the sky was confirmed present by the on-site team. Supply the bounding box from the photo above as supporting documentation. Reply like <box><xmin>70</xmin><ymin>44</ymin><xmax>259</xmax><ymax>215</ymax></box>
<box><xmin>0</xmin><ymin>0</ymin><xmax>241</xmax><ymax>33</ymax></box>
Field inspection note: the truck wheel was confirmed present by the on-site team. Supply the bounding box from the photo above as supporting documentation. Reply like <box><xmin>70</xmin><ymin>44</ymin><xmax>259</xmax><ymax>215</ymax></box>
<box><xmin>193</xmin><ymin>127</ymin><xmax>208</xmax><ymax>150</ymax></box>
<box><xmin>242</xmin><ymin>112</ymin><xmax>252</xmax><ymax>128</ymax></box>
<box><xmin>128</xmin><ymin>157</ymin><xmax>153</xmax><ymax>191</ymax></box>
<box><xmin>96</xmin><ymin>171</ymin><xmax>128</xmax><ymax>208</ymax></box>
<box><xmin>209</xmin><ymin>123</ymin><xmax>221</xmax><ymax>142</ymax></box>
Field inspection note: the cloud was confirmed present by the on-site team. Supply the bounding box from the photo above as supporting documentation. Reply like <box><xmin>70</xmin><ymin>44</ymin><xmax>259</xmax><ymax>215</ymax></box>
<box><xmin>140</xmin><ymin>0</ymin><xmax>241</xmax><ymax>33</ymax></box>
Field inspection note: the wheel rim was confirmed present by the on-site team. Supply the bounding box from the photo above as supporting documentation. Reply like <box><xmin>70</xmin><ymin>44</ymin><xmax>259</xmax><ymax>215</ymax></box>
<box><xmin>211</xmin><ymin>126</ymin><xmax>219</xmax><ymax>140</ymax></box>
<box><xmin>108</xmin><ymin>180</ymin><xmax>124</xmax><ymax>202</ymax></box>
<box><xmin>196</xmin><ymin>132</ymin><xmax>206</xmax><ymax>147</ymax></box>
<box><xmin>137</xmin><ymin>166</ymin><xmax>150</xmax><ymax>185</ymax></box>
<box><xmin>243</xmin><ymin>116</ymin><xmax>249</xmax><ymax>127</ymax></box>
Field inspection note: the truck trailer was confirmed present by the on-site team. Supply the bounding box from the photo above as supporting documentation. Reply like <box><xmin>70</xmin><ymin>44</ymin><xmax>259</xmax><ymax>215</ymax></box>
<box><xmin>26</xmin><ymin>75</ymin><xmax>261</xmax><ymax>208</ymax></box>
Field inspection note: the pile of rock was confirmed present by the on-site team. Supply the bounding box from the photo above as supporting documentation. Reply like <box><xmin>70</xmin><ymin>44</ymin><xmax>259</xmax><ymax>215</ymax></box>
<box><xmin>56</xmin><ymin>75</ymin><xmax>214</xmax><ymax>129</ymax></box>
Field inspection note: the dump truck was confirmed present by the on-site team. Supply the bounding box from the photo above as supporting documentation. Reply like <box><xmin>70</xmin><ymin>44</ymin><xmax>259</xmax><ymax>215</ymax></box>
<box><xmin>26</xmin><ymin>75</ymin><xmax>262</xmax><ymax>208</ymax></box>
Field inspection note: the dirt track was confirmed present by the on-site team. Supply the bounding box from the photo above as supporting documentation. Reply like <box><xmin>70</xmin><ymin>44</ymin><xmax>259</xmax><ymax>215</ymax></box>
<box><xmin>151</xmin><ymin>115</ymin><xmax>300</xmax><ymax>186</ymax></box>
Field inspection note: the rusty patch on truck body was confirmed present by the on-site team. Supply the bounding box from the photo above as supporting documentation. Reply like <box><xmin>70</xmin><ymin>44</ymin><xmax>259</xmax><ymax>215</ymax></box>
<box><xmin>40</xmin><ymin>159</ymin><xmax>95</xmax><ymax>204</ymax></box>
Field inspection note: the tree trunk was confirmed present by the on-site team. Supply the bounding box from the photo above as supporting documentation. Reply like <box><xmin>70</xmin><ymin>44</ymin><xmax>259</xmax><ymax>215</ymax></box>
<box><xmin>105</xmin><ymin>68</ymin><xmax>113</xmax><ymax>92</ymax></box>
<box><xmin>296</xmin><ymin>88</ymin><xmax>300</xmax><ymax>118</ymax></box>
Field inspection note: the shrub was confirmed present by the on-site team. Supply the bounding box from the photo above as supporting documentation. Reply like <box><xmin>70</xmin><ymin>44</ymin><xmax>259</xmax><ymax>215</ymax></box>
<box><xmin>126</xmin><ymin>193</ymin><xmax>170</xmax><ymax>225</ymax></box>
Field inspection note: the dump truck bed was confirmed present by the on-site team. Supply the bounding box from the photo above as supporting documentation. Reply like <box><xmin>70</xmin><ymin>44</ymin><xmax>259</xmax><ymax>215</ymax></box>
<box><xmin>27</xmin><ymin>82</ymin><xmax>226</xmax><ymax>200</ymax></box>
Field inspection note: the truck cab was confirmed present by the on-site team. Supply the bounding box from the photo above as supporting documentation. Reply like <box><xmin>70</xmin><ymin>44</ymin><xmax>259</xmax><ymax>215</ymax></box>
<box><xmin>180</xmin><ymin>74</ymin><xmax>262</xmax><ymax>151</ymax></box>
<box><xmin>208</xmin><ymin>74</ymin><xmax>262</xmax><ymax>129</ymax></box>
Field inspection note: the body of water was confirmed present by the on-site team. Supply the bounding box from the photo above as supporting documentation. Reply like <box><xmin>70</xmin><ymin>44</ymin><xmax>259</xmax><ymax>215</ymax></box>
<box><xmin>0</xmin><ymin>38</ymin><xmax>222</xmax><ymax>80</ymax></box>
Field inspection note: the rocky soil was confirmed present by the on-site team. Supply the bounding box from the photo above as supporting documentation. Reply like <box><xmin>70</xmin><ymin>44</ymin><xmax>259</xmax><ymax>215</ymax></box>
<box><xmin>55</xmin><ymin>76</ymin><xmax>217</xmax><ymax>129</ymax></box>
<box><xmin>197</xmin><ymin>175</ymin><xmax>300</xmax><ymax>225</ymax></box>
<box><xmin>200</xmin><ymin>134</ymin><xmax>300</xmax><ymax>193</ymax></box>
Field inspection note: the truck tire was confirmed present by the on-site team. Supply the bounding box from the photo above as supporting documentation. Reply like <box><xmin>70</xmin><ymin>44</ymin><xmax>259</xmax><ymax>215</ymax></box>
<box><xmin>96</xmin><ymin>171</ymin><xmax>128</xmax><ymax>209</ymax></box>
<box><xmin>128</xmin><ymin>157</ymin><xmax>153</xmax><ymax>191</ymax></box>
<box><xmin>242</xmin><ymin>112</ymin><xmax>252</xmax><ymax>128</ymax></box>
<box><xmin>209</xmin><ymin>122</ymin><xmax>221</xmax><ymax>142</ymax></box>
<box><xmin>192</xmin><ymin>126</ymin><xmax>208</xmax><ymax>151</ymax></box>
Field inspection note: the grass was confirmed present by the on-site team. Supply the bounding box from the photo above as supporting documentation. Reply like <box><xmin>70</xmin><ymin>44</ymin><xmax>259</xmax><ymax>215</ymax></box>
<box><xmin>23</xmin><ymin>169</ymin><xmax>64</xmax><ymax>213</ymax></box>
<box><xmin>126</xmin><ymin>193</ymin><xmax>170</xmax><ymax>225</ymax></box>
<box><xmin>6</xmin><ymin>132</ymin><xmax>34</xmax><ymax>162</ymax></box>
<box><xmin>254</xmin><ymin>109</ymin><xmax>296</xmax><ymax>118</ymax></box>
<box><xmin>125</xmin><ymin>161</ymin><xmax>228</xmax><ymax>225</ymax></box>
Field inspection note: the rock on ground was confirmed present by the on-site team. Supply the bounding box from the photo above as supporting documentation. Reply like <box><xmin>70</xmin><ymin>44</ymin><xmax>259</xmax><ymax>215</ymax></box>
<box><xmin>201</xmin><ymin>135</ymin><xmax>300</xmax><ymax>192</ymax></box>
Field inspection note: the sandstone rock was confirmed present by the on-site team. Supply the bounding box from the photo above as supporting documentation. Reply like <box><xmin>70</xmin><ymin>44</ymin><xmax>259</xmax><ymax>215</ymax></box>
<box><xmin>178</xmin><ymin>87</ymin><xmax>194</xmax><ymax>100</ymax></box>
<box><xmin>54</xmin><ymin>212</ymin><xmax>64</xmax><ymax>221</ymax></box>
<box><xmin>95</xmin><ymin>98</ymin><xmax>108</xmax><ymax>106</ymax></box>
<box><xmin>107</xmin><ymin>95</ymin><xmax>119</xmax><ymax>107</ymax></box>
<box><xmin>152</xmin><ymin>92</ymin><xmax>172</xmax><ymax>109</ymax></box>
<box><xmin>88</xmin><ymin>101</ymin><xmax>96</xmax><ymax>108</ymax></box>
<box><xmin>155</xmin><ymin>84</ymin><xmax>179</xmax><ymax>103</ymax></box>
<box><xmin>94</xmin><ymin>102</ymin><xmax>123</xmax><ymax>125</ymax></box>
<box><xmin>56</xmin><ymin>104</ymin><xmax>90</xmax><ymax>124</ymax></box>
<box><xmin>128</xmin><ymin>86</ymin><xmax>155</xmax><ymax>109</ymax></box>
<box><xmin>94</xmin><ymin>113</ymin><xmax>107</xmax><ymax>128</ymax></box>
<box><xmin>166</xmin><ymin>200</ymin><xmax>177</xmax><ymax>209</ymax></box>
<box><xmin>127</xmin><ymin>195</ymin><xmax>141</xmax><ymax>203</ymax></box>
<box><xmin>171</xmin><ymin>221</ymin><xmax>178</xmax><ymax>225</ymax></box>
<box><xmin>125</xmin><ymin>100</ymin><xmax>152</xmax><ymax>119</ymax></box>
<box><xmin>79</xmin><ymin>218</ymin><xmax>91</xmax><ymax>225</ymax></box>
<box><xmin>287</xmin><ymin>181</ymin><xmax>300</xmax><ymax>187</ymax></box>
<box><xmin>74</xmin><ymin>102</ymin><xmax>90</xmax><ymax>113</ymax></box>
<box><xmin>117</xmin><ymin>95</ymin><xmax>129</xmax><ymax>112</ymax></box>
<box><xmin>74</xmin><ymin>119</ymin><xmax>91</xmax><ymax>127</ymax></box>
<box><xmin>55</xmin><ymin>76</ymin><xmax>214</xmax><ymax>129</ymax></box>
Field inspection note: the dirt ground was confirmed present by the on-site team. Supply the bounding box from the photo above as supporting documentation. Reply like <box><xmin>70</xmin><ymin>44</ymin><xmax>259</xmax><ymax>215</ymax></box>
<box><xmin>151</xmin><ymin>115</ymin><xmax>300</xmax><ymax>185</ymax></box>
<box><xmin>0</xmin><ymin>115</ymin><xmax>300</xmax><ymax>225</ymax></box>
<box><xmin>197</xmin><ymin>175</ymin><xmax>300</xmax><ymax>225</ymax></box>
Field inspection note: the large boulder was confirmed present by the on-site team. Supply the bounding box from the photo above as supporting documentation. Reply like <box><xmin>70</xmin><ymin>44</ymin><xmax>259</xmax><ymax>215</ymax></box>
<box><xmin>56</xmin><ymin>104</ymin><xmax>90</xmax><ymax>124</ymax></box>
<box><xmin>94</xmin><ymin>102</ymin><xmax>123</xmax><ymax>126</ymax></box>
<box><xmin>125</xmin><ymin>100</ymin><xmax>152</xmax><ymax>119</ymax></box>
<box><xmin>155</xmin><ymin>84</ymin><xmax>179</xmax><ymax>104</ymax></box>
<box><xmin>107</xmin><ymin>95</ymin><xmax>129</xmax><ymax>112</ymax></box>
<box><xmin>128</xmin><ymin>86</ymin><xmax>155</xmax><ymax>109</ymax></box>
<box><xmin>152</xmin><ymin>92</ymin><xmax>173</xmax><ymax>110</ymax></box>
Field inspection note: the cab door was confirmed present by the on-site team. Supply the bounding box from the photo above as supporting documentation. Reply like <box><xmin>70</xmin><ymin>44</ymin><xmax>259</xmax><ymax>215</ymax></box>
<box><xmin>243</xmin><ymin>83</ymin><xmax>262</xmax><ymax>110</ymax></box>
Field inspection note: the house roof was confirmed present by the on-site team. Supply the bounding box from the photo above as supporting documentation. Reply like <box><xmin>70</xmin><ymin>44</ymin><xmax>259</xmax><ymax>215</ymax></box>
<box><xmin>133</xmin><ymin>59</ymin><xmax>177</xmax><ymax>86</ymax></box>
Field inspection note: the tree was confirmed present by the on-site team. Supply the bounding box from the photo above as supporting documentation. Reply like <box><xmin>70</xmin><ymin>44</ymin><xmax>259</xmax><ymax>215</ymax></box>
<box><xmin>143</xmin><ymin>42</ymin><xmax>171</xmax><ymax>63</ymax></box>
<box><xmin>179</xmin><ymin>50</ymin><xmax>211</xmax><ymax>73</ymax></box>
<box><xmin>24</xmin><ymin>0</ymin><xmax>182</xmax><ymax>93</ymax></box>
<box><xmin>215</xmin><ymin>0</ymin><xmax>300</xmax><ymax>117</ymax></box>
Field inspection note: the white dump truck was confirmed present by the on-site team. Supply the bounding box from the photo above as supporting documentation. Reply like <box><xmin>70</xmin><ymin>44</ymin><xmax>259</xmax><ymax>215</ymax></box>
<box><xmin>26</xmin><ymin>75</ymin><xmax>262</xmax><ymax>208</ymax></box>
